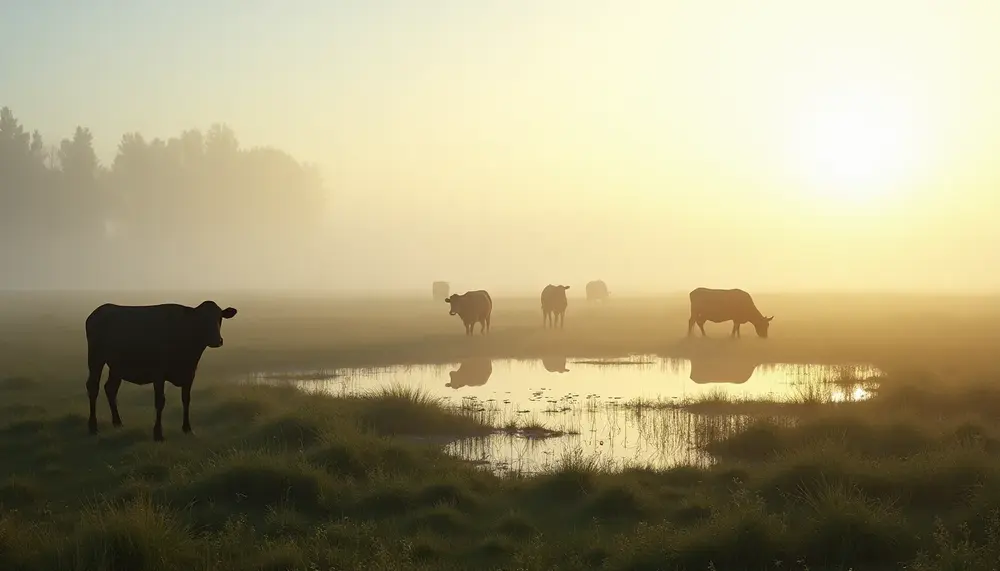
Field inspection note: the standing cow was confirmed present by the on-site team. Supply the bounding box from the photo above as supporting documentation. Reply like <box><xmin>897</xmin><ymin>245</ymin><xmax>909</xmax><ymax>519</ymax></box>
<box><xmin>541</xmin><ymin>285</ymin><xmax>570</xmax><ymax>328</ymax></box>
<box><xmin>585</xmin><ymin>280</ymin><xmax>609</xmax><ymax>302</ymax></box>
<box><xmin>444</xmin><ymin>290</ymin><xmax>492</xmax><ymax>335</ymax></box>
<box><xmin>84</xmin><ymin>300</ymin><xmax>238</xmax><ymax>441</ymax></box>
<box><xmin>432</xmin><ymin>281</ymin><xmax>450</xmax><ymax>302</ymax></box>
<box><xmin>687</xmin><ymin>287</ymin><xmax>773</xmax><ymax>339</ymax></box>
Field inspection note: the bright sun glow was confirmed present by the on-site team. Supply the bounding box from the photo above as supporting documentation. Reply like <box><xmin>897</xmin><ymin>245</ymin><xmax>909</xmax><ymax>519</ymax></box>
<box><xmin>788</xmin><ymin>87</ymin><xmax>921</xmax><ymax>207</ymax></box>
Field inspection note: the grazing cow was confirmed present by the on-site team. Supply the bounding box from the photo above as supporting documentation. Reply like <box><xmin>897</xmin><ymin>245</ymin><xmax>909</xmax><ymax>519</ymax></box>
<box><xmin>541</xmin><ymin>285</ymin><xmax>570</xmax><ymax>328</ymax></box>
<box><xmin>585</xmin><ymin>280</ymin><xmax>609</xmax><ymax>302</ymax></box>
<box><xmin>444</xmin><ymin>290</ymin><xmax>492</xmax><ymax>335</ymax></box>
<box><xmin>84</xmin><ymin>300</ymin><xmax>238</xmax><ymax>441</ymax></box>
<box><xmin>542</xmin><ymin>355</ymin><xmax>570</xmax><ymax>373</ymax></box>
<box><xmin>687</xmin><ymin>287</ymin><xmax>773</xmax><ymax>339</ymax></box>
<box><xmin>432</xmin><ymin>281</ymin><xmax>450</xmax><ymax>302</ymax></box>
<box><xmin>446</xmin><ymin>358</ymin><xmax>493</xmax><ymax>388</ymax></box>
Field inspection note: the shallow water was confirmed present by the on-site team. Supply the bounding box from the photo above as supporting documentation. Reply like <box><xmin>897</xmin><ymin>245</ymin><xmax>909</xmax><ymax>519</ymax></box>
<box><xmin>246</xmin><ymin>354</ymin><xmax>882</xmax><ymax>474</ymax></box>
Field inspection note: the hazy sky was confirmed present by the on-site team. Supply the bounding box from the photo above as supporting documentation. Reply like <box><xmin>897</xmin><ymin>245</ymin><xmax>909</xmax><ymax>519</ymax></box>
<box><xmin>4</xmin><ymin>0</ymin><xmax>1000</xmax><ymax>293</ymax></box>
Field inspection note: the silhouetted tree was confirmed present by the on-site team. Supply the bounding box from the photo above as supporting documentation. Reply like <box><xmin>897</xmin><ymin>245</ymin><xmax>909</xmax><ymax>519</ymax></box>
<box><xmin>0</xmin><ymin>105</ymin><xmax>332</xmax><ymax>289</ymax></box>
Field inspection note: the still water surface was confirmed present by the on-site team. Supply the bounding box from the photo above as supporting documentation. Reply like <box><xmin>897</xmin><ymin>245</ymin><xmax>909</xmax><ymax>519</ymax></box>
<box><xmin>247</xmin><ymin>354</ymin><xmax>882</xmax><ymax>474</ymax></box>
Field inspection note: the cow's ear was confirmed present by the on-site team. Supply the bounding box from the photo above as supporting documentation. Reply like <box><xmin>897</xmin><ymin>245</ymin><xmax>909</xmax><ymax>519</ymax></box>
<box><xmin>444</xmin><ymin>296</ymin><xmax>451</xmax><ymax>303</ymax></box>
<box><xmin>221</xmin><ymin>307</ymin><xmax>238</xmax><ymax>319</ymax></box>
<box><xmin>766</xmin><ymin>315</ymin><xmax>774</xmax><ymax>322</ymax></box>
<box><xmin>563</xmin><ymin>285</ymin><xmax>570</xmax><ymax>289</ymax></box>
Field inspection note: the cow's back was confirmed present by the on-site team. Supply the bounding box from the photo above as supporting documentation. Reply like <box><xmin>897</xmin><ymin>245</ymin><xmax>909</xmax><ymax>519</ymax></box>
<box><xmin>586</xmin><ymin>280</ymin><xmax>608</xmax><ymax>299</ymax></box>
<box><xmin>460</xmin><ymin>290</ymin><xmax>492</xmax><ymax>319</ymax></box>
<box><xmin>86</xmin><ymin>303</ymin><xmax>193</xmax><ymax>359</ymax></box>
<box><xmin>541</xmin><ymin>285</ymin><xmax>568</xmax><ymax>310</ymax></box>
<box><xmin>689</xmin><ymin>288</ymin><xmax>757</xmax><ymax>316</ymax></box>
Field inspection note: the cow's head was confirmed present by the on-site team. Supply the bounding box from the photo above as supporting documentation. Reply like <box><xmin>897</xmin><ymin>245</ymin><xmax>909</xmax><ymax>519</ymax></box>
<box><xmin>753</xmin><ymin>315</ymin><xmax>774</xmax><ymax>338</ymax></box>
<box><xmin>195</xmin><ymin>301</ymin><xmax>238</xmax><ymax>348</ymax></box>
<box><xmin>444</xmin><ymin>294</ymin><xmax>463</xmax><ymax>316</ymax></box>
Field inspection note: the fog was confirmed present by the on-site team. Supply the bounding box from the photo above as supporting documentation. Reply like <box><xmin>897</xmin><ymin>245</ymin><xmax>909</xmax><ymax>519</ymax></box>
<box><xmin>4</xmin><ymin>1</ymin><xmax>1000</xmax><ymax>295</ymax></box>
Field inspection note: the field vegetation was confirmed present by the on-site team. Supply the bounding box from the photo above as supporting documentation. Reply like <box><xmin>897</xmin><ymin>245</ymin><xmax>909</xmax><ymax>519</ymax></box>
<box><xmin>2</xmin><ymin>291</ymin><xmax>1000</xmax><ymax>570</ymax></box>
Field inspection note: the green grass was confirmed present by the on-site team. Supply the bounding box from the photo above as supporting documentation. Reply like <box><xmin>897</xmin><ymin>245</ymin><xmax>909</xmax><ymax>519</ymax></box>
<box><xmin>5</xmin><ymin>291</ymin><xmax>1000</xmax><ymax>569</ymax></box>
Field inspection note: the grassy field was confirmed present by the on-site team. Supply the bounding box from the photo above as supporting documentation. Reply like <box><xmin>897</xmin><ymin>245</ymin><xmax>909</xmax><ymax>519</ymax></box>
<box><xmin>2</xmin><ymin>291</ymin><xmax>1000</xmax><ymax>570</ymax></box>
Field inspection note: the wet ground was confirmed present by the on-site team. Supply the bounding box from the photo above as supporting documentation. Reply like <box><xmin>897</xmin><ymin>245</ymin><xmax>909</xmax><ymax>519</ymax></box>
<box><xmin>246</xmin><ymin>354</ymin><xmax>883</xmax><ymax>474</ymax></box>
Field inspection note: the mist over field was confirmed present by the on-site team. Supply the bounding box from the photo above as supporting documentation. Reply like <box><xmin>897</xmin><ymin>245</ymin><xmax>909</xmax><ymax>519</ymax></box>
<box><xmin>5</xmin><ymin>1</ymin><xmax>1000</xmax><ymax>295</ymax></box>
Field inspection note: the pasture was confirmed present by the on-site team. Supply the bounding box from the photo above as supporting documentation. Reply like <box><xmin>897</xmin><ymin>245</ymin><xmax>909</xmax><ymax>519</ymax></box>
<box><xmin>2</xmin><ymin>290</ymin><xmax>1000</xmax><ymax>570</ymax></box>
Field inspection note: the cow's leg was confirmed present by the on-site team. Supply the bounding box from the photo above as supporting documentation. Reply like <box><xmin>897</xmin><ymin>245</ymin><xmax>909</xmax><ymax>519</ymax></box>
<box><xmin>687</xmin><ymin>314</ymin><xmax>697</xmax><ymax>336</ymax></box>
<box><xmin>86</xmin><ymin>349</ymin><xmax>104</xmax><ymax>435</ymax></box>
<box><xmin>104</xmin><ymin>371</ymin><xmax>123</xmax><ymax>427</ymax></box>
<box><xmin>152</xmin><ymin>379</ymin><xmax>166</xmax><ymax>442</ymax></box>
<box><xmin>480</xmin><ymin>319</ymin><xmax>486</xmax><ymax>335</ymax></box>
<box><xmin>697</xmin><ymin>320</ymin><xmax>708</xmax><ymax>337</ymax></box>
<box><xmin>560</xmin><ymin>311</ymin><xmax>565</xmax><ymax>329</ymax></box>
<box><xmin>485</xmin><ymin>315</ymin><xmax>491</xmax><ymax>334</ymax></box>
<box><xmin>181</xmin><ymin>382</ymin><xmax>193</xmax><ymax>434</ymax></box>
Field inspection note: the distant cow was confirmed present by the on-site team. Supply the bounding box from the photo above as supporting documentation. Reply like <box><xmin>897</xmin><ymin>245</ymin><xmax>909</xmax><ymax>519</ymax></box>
<box><xmin>444</xmin><ymin>290</ymin><xmax>492</xmax><ymax>335</ymax></box>
<box><xmin>447</xmin><ymin>358</ymin><xmax>493</xmax><ymax>388</ymax></box>
<box><xmin>585</xmin><ymin>280</ymin><xmax>609</xmax><ymax>302</ymax></box>
<box><xmin>84</xmin><ymin>301</ymin><xmax>238</xmax><ymax>441</ymax></box>
<box><xmin>432</xmin><ymin>281</ymin><xmax>450</xmax><ymax>302</ymax></box>
<box><xmin>688</xmin><ymin>288</ymin><xmax>773</xmax><ymax>339</ymax></box>
<box><xmin>541</xmin><ymin>285</ymin><xmax>570</xmax><ymax>328</ymax></box>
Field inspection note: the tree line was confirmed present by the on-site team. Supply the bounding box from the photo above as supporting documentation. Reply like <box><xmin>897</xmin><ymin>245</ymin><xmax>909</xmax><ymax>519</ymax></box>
<box><xmin>0</xmin><ymin>106</ymin><xmax>331</xmax><ymax>290</ymax></box>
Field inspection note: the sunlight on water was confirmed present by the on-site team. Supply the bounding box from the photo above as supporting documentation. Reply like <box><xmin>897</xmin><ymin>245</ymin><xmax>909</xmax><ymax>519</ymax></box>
<box><xmin>245</xmin><ymin>354</ymin><xmax>882</xmax><ymax>474</ymax></box>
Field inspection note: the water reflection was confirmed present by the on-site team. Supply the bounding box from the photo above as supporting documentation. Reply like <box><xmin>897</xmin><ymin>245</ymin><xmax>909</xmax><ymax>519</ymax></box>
<box><xmin>447</xmin><ymin>358</ymin><xmax>493</xmax><ymax>389</ymax></box>
<box><xmin>246</xmin><ymin>354</ymin><xmax>883</xmax><ymax>474</ymax></box>
<box><xmin>542</xmin><ymin>355</ymin><xmax>569</xmax><ymax>373</ymax></box>
<box><xmin>688</xmin><ymin>353</ymin><xmax>760</xmax><ymax>384</ymax></box>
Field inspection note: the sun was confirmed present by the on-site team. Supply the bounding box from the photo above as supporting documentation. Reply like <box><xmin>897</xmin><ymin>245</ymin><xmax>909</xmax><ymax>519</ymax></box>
<box><xmin>786</xmin><ymin>87</ymin><xmax>920</xmax><ymax>207</ymax></box>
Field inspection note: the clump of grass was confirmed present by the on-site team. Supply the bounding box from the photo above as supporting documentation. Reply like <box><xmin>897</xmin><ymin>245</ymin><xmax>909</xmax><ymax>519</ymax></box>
<box><xmin>175</xmin><ymin>450</ymin><xmax>330</xmax><ymax>512</ymax></box>
<box><xmin>67</xmin><ymin>495</ymin><xmax>199</xmax><ymax>571</ymax></box>
<box><xmin>353</xmin><ymin>383</ymin><xmax>493</xmax><ymax>438</ymax></box>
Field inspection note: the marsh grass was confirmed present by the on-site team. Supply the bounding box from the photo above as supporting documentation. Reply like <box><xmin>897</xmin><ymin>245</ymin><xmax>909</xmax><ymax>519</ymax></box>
<box><xmin>6</xmin><ymin>293</ymin><xmax>1000</xmax><ymax>569</ymax></box>
<box><xmin>4</xmin><ymin>372</ymin><xmax>1000</xmax><ymax>570</ymax></box>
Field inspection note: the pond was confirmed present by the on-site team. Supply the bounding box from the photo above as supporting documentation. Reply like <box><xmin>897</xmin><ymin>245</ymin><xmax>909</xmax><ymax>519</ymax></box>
<box><xmin>246</xmin><ymin>354</ymin><xmax>883</xmax><ymax>474</ymax></box>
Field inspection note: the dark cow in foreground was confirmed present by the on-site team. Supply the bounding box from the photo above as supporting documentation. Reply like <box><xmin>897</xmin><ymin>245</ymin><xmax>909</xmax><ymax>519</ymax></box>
<box><xmin>542</xmin><ymin>355</ymin><xmax>570</xmax><ymax>373</ymax></box>
<box><xmin>688</xmin><ymin>287</ymin><xmax>773</xmax><ymax>338</ymax></box>
<box><xmin>85</xmin><ymin>301</ymin><xmax>238</xmax><ymax>441</ymax></box>
<box><xmin>447</xmin><ymin>358</ymin><xmax>493</xmax><ymax>388</ymax></box>
<box><xmin>432</xmin><ymin>281</ymin><xmax>450</xmax><ymax>302</ymax></box>
<box><xmin>688</xmin><ymin>355</ymin><xmax>761</xmax><ymax>384</ymax></box>
<box><xmin>541</xmin><ymin>284</ymin><xmax>570</xmax><ymax>328</ymax></box>
<box><xmin>444</xmin><ymin>290</ymin><xmax>492</xmax><ymax>335</ymax></box>
<box><xmin>586</xmin><ymin>280</ymin><xmax>609</xmax><ymax>302</ymax></box>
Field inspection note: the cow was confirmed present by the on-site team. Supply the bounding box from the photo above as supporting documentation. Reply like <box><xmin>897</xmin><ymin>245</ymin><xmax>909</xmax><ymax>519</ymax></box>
<box><xmin>84</xmin><ymin>300</ymin><xmax>238</xmax><ymax>442</ymax></box>
<box><xmin>446</xmin><ymin>358</ymin><xmax>493</xmax><ymax>388</ymax></box>
<box><xmin>687</xmin><ymin>287</ymin><xmax>773</xmax><ymax>339</ymax></box>
<box><xmin>444</xmin><ymin>290</ymin><xmax>492</xmax><ymax>335</ymax></box>
<box><xmin>585</xmin><ymin>280</ymin><xmax>609</xmax><ymax>302</ymax></box>
<box><xmin>541</xmin><ymin>285</ymin><xmax>570</xmax><ymax>328</ymax></box>
<box><xmin>432</xmin><ymin>281</ymin><xmax>450</xmax><ymax>302</ymax></box>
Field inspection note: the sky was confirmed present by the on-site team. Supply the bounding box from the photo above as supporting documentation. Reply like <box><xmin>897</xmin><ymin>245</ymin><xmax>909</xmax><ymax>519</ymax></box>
<box><xmin>3</xmin><ymin>0</ymin><xmax>1000</xmax><ymax>294</ymax></box>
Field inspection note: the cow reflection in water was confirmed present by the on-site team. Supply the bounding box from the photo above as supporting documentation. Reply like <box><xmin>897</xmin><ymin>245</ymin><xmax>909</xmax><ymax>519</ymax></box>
<box><xmin>446</xmin><ymin>358</ymin><xmax>493</xmax><ymax>389</ymax></box>
<box><xmin>541</xmin><ymin>355</ymin><xmax>569</xmax><ymax>373</ymax></box>
<box><xmin>688</xmin><ymin>354</ymin><xmax>762</xmax><ymax>384</ymax></box>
